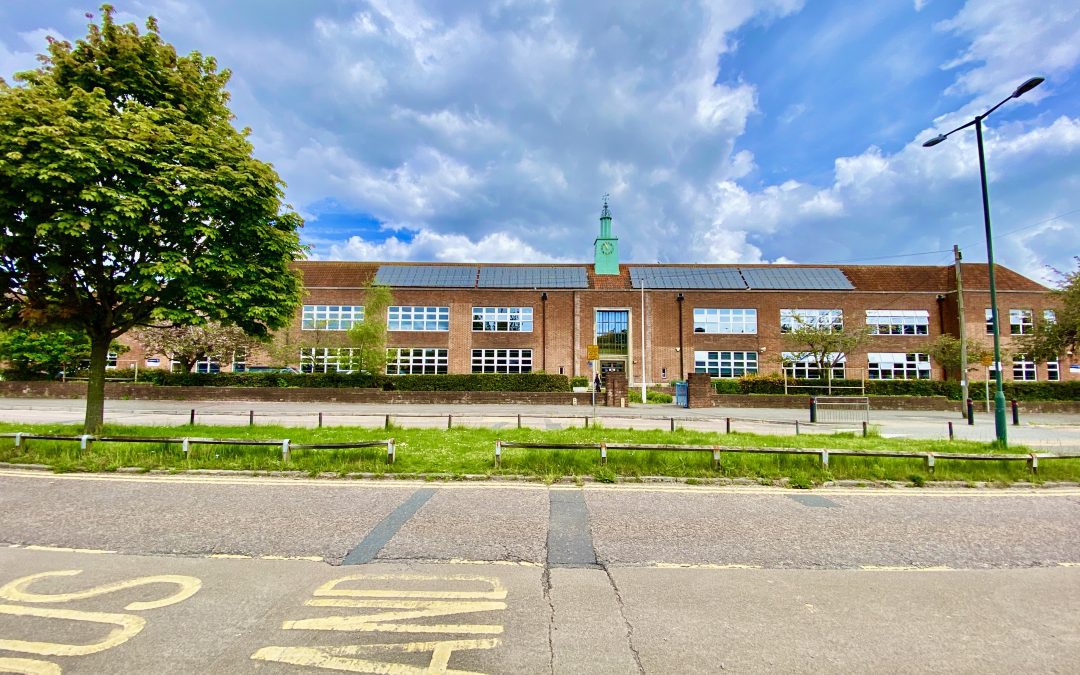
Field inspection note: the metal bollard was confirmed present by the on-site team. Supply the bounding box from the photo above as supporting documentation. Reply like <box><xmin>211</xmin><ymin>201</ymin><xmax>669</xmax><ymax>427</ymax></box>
<box><xmin>810</xmin><ymin>397</ymin><xmax>817</xmax><ymax>423</ymax></box>
<box><xmin>384</xmin><ymin>414</ymin><xmax>390</xmax><ymax>430</ymax></box>
<box><xmin>447</xmin><ymin>414</ymin><xmax>453</xmax><ymax>430</ymax></box>
<box><xmin>1011</xmin><ymin>399</ymin><xmax>1019</xmax><ymax>426</ymax></box>
<box><xmin>669</xmin><ymin>417</ymin><xmax>675</xmax><ymax>432</ymax></box>
<box><xmin>190</xmin><ymin>409</ymin><xmax>196</xmax><ymax>426</ymax></box>
<box><xmin>249</xmin><ymin>410</ymin><xmax>254</xmax><ymax>427</ymax></box>
<box><xmin>862</xmin><ymin>421</ymin><xmax>868</xmax><ymax>437</ymax></box>
<box><xmin>318</xmin><ymin>412</ymin><xmax>323</xmax><ymax>428</ymax></box>
<box><xmin>726</xmin><ymin>417</ymin><xmax>731</xmax><ymax>434</ymax></box>
<box><xmin>584</xmin><ymin>416</ymin><xmax>589</xmax><ymax>429</ymax></box>
<box><xmin>966</xmin><ymin>398</ymin><xmax>974</xmax><ymax>425</ymax></box>
<box><xmin>795</xmin><ymin>420</ymin><xmax>800</xmax><ymax>435</ymax></box>
<box><xmin>517</xmin><ymin>413</ymin><xmax>522</xmax><ymax>429</ymax></box>
<box><xmin>948</xmin><ymin>421</ymin><xmax>954</xmax><ymax>440</ymax></box>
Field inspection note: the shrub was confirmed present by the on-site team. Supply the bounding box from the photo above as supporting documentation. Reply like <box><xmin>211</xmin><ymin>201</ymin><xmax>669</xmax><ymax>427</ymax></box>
<box><xmin>136</xmin><ymin>370</ymin><xmax>570</xmax><ymax>392</ymax></box>
<box><xmin>709</xmin><ymin>375</ymin><xmax>1080</xmax><ymax>400</ymax></box>
<box><xmin>570</xmin><ymin>376</ymin><xmax>590</xmax><ymax>388</ymax></box>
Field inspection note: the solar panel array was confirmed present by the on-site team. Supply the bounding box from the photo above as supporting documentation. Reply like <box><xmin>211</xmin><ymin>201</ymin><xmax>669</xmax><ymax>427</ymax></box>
<box><xmin>629</xmin><ymin>266</ymin><xmax>853</xmax><ymax>290</ymax></box>
<box><xmin>477</xmin><ymin>267</ymin><xmax>588</xmax><ymax>288</ymax></box>
<box><xmin>741</xmin><ymin>267</ymin><xmax>853</xmax><ymax>290</ymax></box>
<box><xmin>629</xmin><ymin>267</ymin><xmax>745</xmax><ymax>289</ymax></box>
<box><xmin>375</xmin><ymin>265</ymin><xmax>478</xmax><ymax>288</ymax></box>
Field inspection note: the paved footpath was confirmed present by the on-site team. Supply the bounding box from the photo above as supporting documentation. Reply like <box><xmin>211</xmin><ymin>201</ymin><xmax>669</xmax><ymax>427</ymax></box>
<box><xmin>1</xmin><ymin>469</ymin><xmax>1079</xmax><ymax>673</ymax></box>
<box><xmin>1</xmin><ymin>397</ymin><xmax>1079</xmax><ymax>448</ymax></box>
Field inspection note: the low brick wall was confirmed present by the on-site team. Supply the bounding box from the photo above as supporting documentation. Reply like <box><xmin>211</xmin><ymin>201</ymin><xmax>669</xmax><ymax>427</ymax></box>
<box><xmin>0</xmin><ymin>381</ymin><xmax>595</xmax><ymax>406</ymax></box>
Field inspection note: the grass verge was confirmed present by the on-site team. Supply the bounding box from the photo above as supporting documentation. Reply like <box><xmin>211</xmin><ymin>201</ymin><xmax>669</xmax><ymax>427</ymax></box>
<box><xmin>0</xmin><ymin>421</ymin><xmax>1072</xmax><ymax>486</ymax></box>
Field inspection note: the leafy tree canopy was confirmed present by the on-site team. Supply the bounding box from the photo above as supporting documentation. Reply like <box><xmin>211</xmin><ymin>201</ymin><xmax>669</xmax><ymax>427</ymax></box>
<box><xmin>925</xmin><ymin>334</ymin><xmax>994</xmax><ymax>373</ymax></box>
<box><xmin>133</xmin><ymin>321</ymin><xmax>252</xmax><ymax>373</ymax></box>
<box><xmin>0</xmin><ymin>6</ymin><xmax>304</xmax><ymax>431</ymax></box>
<box><xmin>346</xmin><ymin>284</ymin><xmax>393</xmax><ymax>375</ymax></box>
<box><xmin>1020</xmin><ymin>258</ymin><xmax>1079</xmax><ymax>362</ymax></box>
<box><xmin>0</xmin><ymin>328</ymin><xmax>92</xmax><ymax>378</ymax></box>
<box><xmin>780</xmin><ymin>318</ymin><xmax>869</xmax><ymax>376</ymax></box>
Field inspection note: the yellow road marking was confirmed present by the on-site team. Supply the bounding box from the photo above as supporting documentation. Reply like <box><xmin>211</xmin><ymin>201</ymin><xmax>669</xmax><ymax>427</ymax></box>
<box><xmin>0</xmin><ymin>657</ymin><xmax>62</xmax><ymax>674</ymax></box>
<box><xmin>650</xmin><ymin>562</ymin><xmax>762</xmax><ymax>570</ymax></box>
<box><xmin>23</xmin><ymin>546</ymin><xmax>115</xmax><ymax>555</ymax></box>
<box><xmin>209</xmin><ymin>553</ymin><xmax>252</xmax><ymax>559</ymax></box>
<box><xmin>0</xmin><ymin>570</ymin><xmax>201</xmax><ymax>611</ymax></box>
<box><xmin>859</xmin><ymin>565</ymin><xmax>955</xmax><ymax>572</ymax></box>
<box><xmin>1057</xmin><ymin>562</ymin><xmax>1080</xmax><ymax>567</ymax></box>
<box><xmin>261</xmin><ymin>555</ymin><xmax>324</xmax><ymax>562</ymax></box>
<box><xmin>0</xmin><ymin>604</ymin><xmax>145</xmax><ymax>656</ymax></box>
<box><xmin>252</xmin><ymin>639</ymin><xmax>499</xmax><ymax>673</ymax></box>
<box><xmin>314</xmin><ymin>574</ymin><xmax>507</xmax><ymax>600</ymax></box>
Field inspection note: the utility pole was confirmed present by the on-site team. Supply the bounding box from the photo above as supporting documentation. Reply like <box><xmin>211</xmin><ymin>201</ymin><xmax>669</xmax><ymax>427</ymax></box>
<box><xmin>954</xmin><ymin>245</ymin><xmax>969</xmax><ymax>416</ymax></box>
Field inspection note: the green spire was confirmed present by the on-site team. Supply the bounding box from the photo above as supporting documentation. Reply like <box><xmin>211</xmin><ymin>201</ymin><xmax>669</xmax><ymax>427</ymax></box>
<box><xmin>594</xmin><ymin>195</ymin><xmax>619</xmax><ymax>275</ymax></box>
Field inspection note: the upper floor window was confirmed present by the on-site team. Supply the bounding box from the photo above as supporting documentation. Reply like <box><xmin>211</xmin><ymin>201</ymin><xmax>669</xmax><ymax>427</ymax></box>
<box><xmin>985</xmin><ymin>308</ymin><xmax>996</xmax><ymax>335</ymax></box>
<box><xmin>1043</xmin><ymin>309</ymin><xmax>1057</xmax><ymax>324</ymax></box>
<box><xmin>1009</xmin><ymin>309</ymin><xmax>1033</xmax><ymax>335</ymax></box>
<box><xmin>693</xmin><ymin>308</ymin><xmax>757</xmax><ymax>334</ymax></box>
<box><xmin>780</xmin><ymin>309</ymin><xmax>843</xmax><ymax>333</ymax></box>
<box><xmin>865</xmin><ymin>310</ymin><xmax>929</xmax><ymax>335</ymax></box>
<box><xmin>302</xmin><ymin>305</ymin><xmax>364</xmax><ymax>331</ymax></box>
<box><xmin>867</xmin><ymin>352</ymin><xmax>931</xmax><ymax>380</ymax></box>
<box><xmin>388</xmin><ymin>306</ymin><xmax>449</xmax><ymax>331</ymax></box>
<box><xmin>472</xmin><ymin>307</ymin><xmax>533</xmax><ymax>332</ymax></box>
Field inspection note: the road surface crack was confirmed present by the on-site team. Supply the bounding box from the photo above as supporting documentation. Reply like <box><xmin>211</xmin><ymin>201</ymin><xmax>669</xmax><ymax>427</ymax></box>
<box><xmin>603</xmin><ymin>563</ymin><xmax>645</xmax><ymax>674</ymax></box>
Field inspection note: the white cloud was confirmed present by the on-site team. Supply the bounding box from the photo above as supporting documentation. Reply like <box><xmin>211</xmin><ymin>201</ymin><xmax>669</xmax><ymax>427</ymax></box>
<box><xmin>328</xmin><ymin>229</ymin><xmax>571</xmax><ymax>263</ymax></box>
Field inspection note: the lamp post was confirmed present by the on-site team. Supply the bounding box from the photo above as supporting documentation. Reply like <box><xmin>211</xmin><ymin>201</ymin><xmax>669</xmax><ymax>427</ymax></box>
<box><xmin>640</xmin><ymin>281</ymin><xmax>647</xmax><ymax>405</ymax></box>
<box><xmin>922</xmin><ymin>76</ymin><xmax>1044</xmax><ymax>445</ymax></box>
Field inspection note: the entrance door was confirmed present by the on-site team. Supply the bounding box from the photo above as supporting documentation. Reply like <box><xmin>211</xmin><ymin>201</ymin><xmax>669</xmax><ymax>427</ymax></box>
<box><xmin>599</xmin><ymin>359</ymin><xmax>625</xmax><ymax>385</ymax></box>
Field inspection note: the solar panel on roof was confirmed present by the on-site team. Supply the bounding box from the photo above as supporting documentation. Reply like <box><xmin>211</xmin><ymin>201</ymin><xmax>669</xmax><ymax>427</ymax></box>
<box><xmin>629</xmin><ymin>267</ymin><xmax>746</xmax><ymax>289</ymax></box>
<box><xmin>477</xmin><ymin>267</ymin><xmax>588</xmax><ymax>288</ymax></box>
<box><xmin>375</xmin><ymin>265</ymin><xmax>478</xmax><ymax>288</ymax></box>
<box><xmin>739</xmin><ymin>267</ymin><xmax>852</xmax><ymax>290</ymax></box>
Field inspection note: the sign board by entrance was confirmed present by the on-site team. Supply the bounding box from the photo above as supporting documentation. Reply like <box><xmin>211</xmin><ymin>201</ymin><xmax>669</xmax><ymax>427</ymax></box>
<box><xmin>587</xmin><ymin>344</ymin><xmax>599</xmax><ymax>361</ymax></box>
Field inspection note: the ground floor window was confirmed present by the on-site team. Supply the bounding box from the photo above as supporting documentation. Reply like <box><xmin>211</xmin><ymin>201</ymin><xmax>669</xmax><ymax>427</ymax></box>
<box><xmin>106</xmin><ymin>351</ymin><xmax>118</xmax><ymax>369</ymax></box>
<box><xmin>868</xmin><ymin>352</ymin><xmax>931</xmax><ymax>380</ymax></box>
<box><xmin>387</xmin><ymin>348</ymin><xmax>448</xmax><ymax>375</ymax></box>
<box><xmin>1047</xmin><ymin>361</ymin><xmax>1060</xmax><ymax>381</ymax></box>
<box><xmin>693</xmin><ymin>351</ymin><xmax>758</xmax><ymax>378</ymax></box>
<box><xmin>171</xmin><ymin>357</ymin><xmax>220</xmax><ymax>373</ymax></box>
<box><xmin>300</xmin><ymin>347</ymin><xmax>357</xmax><ymax>373</ymax></box>
<box><xmin>1012</xmin><ymin>354</ymin><xmax>1037</xmax><ymax>381</ymax></box>
<box><xmin>471</xmin><ymin>349</ymin><xmax>532</xmax><ymax>373</ymax></box>
<box><xmin>782</xmin><ymin>352</ymin><xmax>845</xmax><ymax>379</ymax></box>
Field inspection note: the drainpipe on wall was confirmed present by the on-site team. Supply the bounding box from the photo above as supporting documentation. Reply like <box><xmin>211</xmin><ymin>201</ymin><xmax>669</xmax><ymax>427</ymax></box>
<box><xmin>676</xmin><ymin>293</ymin><xmax>685</xmax><ymax>379</ymax></box>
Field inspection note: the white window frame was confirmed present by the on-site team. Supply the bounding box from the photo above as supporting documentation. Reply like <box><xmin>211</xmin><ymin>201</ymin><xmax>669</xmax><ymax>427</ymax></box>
<box><xmin>693</xmin><ymin>350</ymin><xmax>758</xmax><ymax>378</ymax></box>
<box><xmin>386</xmin><ymin>348</ymin><xmax>448</xmax><ymax>374</ymax></box>
<box><xmin>1047</xmin><ymin>361</ymin><xmax>1060</xmax><ymax>381</ymax></box>
<box><xmin>1012</xmin><ymin>354</ymin><xmax>1037</xmax><ymax>381</ymax></box>
<box><xmin>867</xmin><ymin>352</ymin><xmax>931</xmax><ymax>380</ymax></box>
<box><xmin>693</xmin><ymin>308</ymin><xmax>758</xmax><ymax>334</ymax></box>
<box><xmin>472</xmin><ymin>307</ymin><xmax>533</xmax><ymax>332</ymax></box>
<box><xmin>302</xmin><ymin>305</ymin><xmax>365</xmax><ymax>331</ymax></box>
<box><xmin>985</xmin><ymin>308</ymin><xmax>996</xmax><ymax>335</ymax></box>
<box><xmin>388</xmin><ymin>306</ymin><xmax>450</xmax><ymax>332</ymax></box>
<box><xmin>471</xmin><ymin>348</ymin><xmax>533</xmax><ymax>373</ymax></box>
<box><xmin>1043</xmin><ymin>309</ymin><xmax>1057</xmax><ymax>325</ymax></box>
<box><xmin>1009</xmin><ymin>309</ymin><xmax>1033</xmax><ymax>335</ymax></box>
<box><xmin>782</xmin><ymin>352</ymin><xmax>846</xmax><ymax>379</ymax></box>
<box><xmin>780</xmin><ymin>309</ymin><xmax>843</xmax><ymax>333</ymax></box>
<box><xmin>300</xmin><ymin>347</ymin><xmax>357</xmax><ymax>373</ymax></box>
<box><xmin>865</xmin><ymin>310</ymin><xmax>929</xmax><ymax>336</ymax></box>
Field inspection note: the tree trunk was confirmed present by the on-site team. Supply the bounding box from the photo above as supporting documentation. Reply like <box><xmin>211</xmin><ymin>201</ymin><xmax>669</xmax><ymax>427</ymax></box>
<box><xmin>84</xmin><ymin>334</ymin><xmax>111</xmax><ymax>434</ymax></box>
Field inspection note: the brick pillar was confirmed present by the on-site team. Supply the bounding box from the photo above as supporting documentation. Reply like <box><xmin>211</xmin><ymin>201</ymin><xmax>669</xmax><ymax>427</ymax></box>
<box><xmin>605</xmin><ymin>372</ymin><xmax>628</xmax><ymax>407</ymax></box>
<box><xmin>687</xmin><ymin>372</ymin><xmax>714</xmax><ymax>408</ymax></box>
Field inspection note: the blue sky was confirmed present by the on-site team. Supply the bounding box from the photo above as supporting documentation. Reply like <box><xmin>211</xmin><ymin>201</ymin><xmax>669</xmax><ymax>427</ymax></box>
<box><xmin>2</xmin><ymin>0</ymin><xmax>1077</xmax><ymax>283</ymax></box>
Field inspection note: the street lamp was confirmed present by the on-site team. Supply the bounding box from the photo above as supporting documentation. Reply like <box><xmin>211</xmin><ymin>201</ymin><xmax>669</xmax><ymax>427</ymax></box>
<box><xmin>922</xmin><ymin>76</ymin><xmax>1044</xmax><ymax>445</ymax></box>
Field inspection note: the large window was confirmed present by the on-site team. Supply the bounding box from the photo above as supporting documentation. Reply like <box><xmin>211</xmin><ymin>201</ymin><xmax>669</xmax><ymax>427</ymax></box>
<box><xmin>868</xmin><ymin>352</ymin><xmax>931</xmax><ymax>380</ymax></box>
<box><xmin>471</xmin><ymin>349</ymin><xmax>533</xmax><ymax>373</ymax></box>
<box><xmin>985</xmin><ymin>308</ymin><xmax>996</xmax><ymax>334</ymax></box>
<box><xmin>1009</xmin><ymin>309</ymin><xmax>1033</xmax><ymax>335</ymax></box>
<box><xmin>302</xmin><ymin>305</ymin><xmax>364</xmax><ymax>330</ymax></box>
<box><xmin>472</xmin><ymin>307</ymin><xmax>533</xmax><ymax>332</ymax></box>
<box><xmin>693</xmin><ymin>308</ymin><xmax>757</xmax><ymax>334</ymax></box>
<box><xmin>693</xmin><ymin>351</ymin><xmax>758</xmax><ymax>378</ymax></box>
<box><xmin>595</xmin><ymin>310</ymin><xmax>629</xmax><ymax>355</ymax></box>
<box><xmin>386</xmin><ymin>348</ymin><xmax>448</xmax><ymax>374</ymax></box>
<box><xmin>1047</xmin><ymin>361</ymin><xmax>1060</xmax><ymax>381</ymax></box>
<box><xmin>1012</xmin><ymin>354</ymin><xmax>1036</xmax><ymax>381</ymax></box>
<box><xmin>388</xmin><ymin>306</ymin><xmax>449</xmax><ymax>331</ymax></box>
<box><xmin>300</xmin><ymin>348</ymin><xmax>356</xmax><ymax>373</ymax></box>
<box><xmin>782</xmin><ymin>352</ymin><xmax>846</xmax><ymax>379</ymax></box>
<box><xmin>865</xmin><ymin>310</ymin><xmax>929</xmax><ymax>335</ymax></box>
<box><xmin>780</xmin><ymin>309</ymin><xmax>843</xmax><ymax>333</ymax></box>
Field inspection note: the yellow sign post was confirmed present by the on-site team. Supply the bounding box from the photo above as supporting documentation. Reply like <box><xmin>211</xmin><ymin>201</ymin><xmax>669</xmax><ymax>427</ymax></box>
<box><xmin>587</xmin><ymin>345</ymin><xmax>599</xmax><ymax>361</ymax></box>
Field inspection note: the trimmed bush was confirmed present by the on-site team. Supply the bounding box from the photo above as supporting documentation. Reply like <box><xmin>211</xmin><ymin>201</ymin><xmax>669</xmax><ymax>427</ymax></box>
<box><xmin>135</xmin><ymin>370</ymin><xmax>570</xmax><ymax>392</ymax></box>
<box><xmin>709</xmin><ymin>374</ymin><xmax>1080</xmax><ymax>401</ymax></box>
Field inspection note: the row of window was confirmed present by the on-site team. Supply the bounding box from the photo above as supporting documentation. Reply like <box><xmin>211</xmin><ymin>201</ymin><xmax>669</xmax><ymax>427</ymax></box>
<box><xmin>299</xmin><ymin>348</ymin><xmax>533</xmax><ymax>375</ymax></box>
<box><xmin>693</xmin><ymin>351</ymin><xmax>1061</xmax><ymax>381</ymax></box>
<box><xmin>301</xmin><ymin>305</ymin><xmax>1059</xmax><ymax>338</ymax></box>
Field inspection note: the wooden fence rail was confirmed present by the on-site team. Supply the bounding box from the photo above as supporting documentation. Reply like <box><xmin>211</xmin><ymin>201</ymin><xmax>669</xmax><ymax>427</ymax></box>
<box><xmin>494</xmin><ymin>440</ymin><xmax>1080</xmax><ymax>473</ymax></box>
<box><xmin>0</xmin><ymin>433</ymin><xmax>396</xmax><ymax>464</ymax></box>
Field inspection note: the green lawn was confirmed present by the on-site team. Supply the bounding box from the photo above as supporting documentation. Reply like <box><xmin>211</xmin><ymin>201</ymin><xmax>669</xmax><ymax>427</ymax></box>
<box><xmin>0</xmin><ymin>421</ymin><xmax>1072</xmax><ymax>485</ymax></box>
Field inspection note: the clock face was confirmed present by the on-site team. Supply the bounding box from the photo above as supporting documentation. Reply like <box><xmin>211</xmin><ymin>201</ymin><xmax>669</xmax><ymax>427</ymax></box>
<box><xmin>600</xmin><ymin>242</ymin><xmax>614</xmax><ymax>255</ymax></box>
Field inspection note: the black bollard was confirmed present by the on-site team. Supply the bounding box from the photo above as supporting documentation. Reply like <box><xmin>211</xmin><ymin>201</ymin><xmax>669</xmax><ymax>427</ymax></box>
<box><xmin>1011</xmin><ymin>399</ymin><xmax>1019</xmax><ymax>426</ymax></box>
<box><xmin>810</xmin><ymin>397</ymin><xmax>817</xmax><ymax>423</ymax></box>
<box><xmin>966</xmin><ymin>398</ymin><xmax>974</xmax><ymax>425</ymax></box>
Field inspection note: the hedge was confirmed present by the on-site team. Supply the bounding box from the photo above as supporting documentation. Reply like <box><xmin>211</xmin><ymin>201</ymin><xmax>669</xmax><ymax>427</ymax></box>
<box><xmin>136</xmin><ymin>370</ymin><xmax>571</xmax><ymax>392</ymax></box>
<box><xmin>711</xmin><ymin>374</ymin><xmax>1080</xmax><ymax>401</ymax></box>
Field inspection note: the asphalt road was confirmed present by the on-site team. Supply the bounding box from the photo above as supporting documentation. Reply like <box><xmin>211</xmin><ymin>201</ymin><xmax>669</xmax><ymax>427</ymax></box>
<box><xmin>2</xmin><ymin>469</ymin><xmax>1079</xmax><ymax>673</ymax></box>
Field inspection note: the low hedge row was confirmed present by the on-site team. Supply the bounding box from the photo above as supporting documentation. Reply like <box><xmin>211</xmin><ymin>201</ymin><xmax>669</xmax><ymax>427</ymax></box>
<box><xmin>136</xmin><ymin>370</ymin><xmax>571</xmax><ymax>392</ymax></box>
<box><xmin>712</xmin><ymin>375</ymin><xmax>1080</xmax><ymax>401</ymax></box>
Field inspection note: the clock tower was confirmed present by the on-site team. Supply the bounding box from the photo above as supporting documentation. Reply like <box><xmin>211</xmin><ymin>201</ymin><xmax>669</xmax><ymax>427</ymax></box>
<box><xmin>593</xmin><ymin>196</ymin><xmax>620</xmax><ymax>275</ymax></box>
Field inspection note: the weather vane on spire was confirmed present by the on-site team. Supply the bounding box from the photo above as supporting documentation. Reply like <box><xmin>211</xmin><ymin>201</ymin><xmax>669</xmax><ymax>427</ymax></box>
<box><xmin>601</xmin><ymin>193</ymin><xmax>611</xmax><ymax>218</ymax></box>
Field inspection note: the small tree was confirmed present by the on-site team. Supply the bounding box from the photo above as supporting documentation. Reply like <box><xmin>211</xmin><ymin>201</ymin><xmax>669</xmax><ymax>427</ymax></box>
<box><xmin>133</xmin><ymin>322</ymin><xmax>251</xmax><ymax>373</ymax></box>
<box><xmin>346</xmin><ymin>284</ymin><xmax>393</xmax><ymax>375</ymax></box>
<box><xmin>925</xmin><ymin>335</ymin><xmax>993</xmax><ymax>378</ymax></box>
<box><xmin>0</xmin><ymin>328</ymin><xmax>92</xmax><ymax>378</ymax></box>
<box><xmin>0</xmin><ymin>7</ymin><xmax>303</xmax><ymax>432</ymax></box>
<box><xmin>1019</xmin><ymin>258</ymin><xmax>1078</xmax><ymax>362</ymax></box>
<box><xmin>781</xmin><ymin>317</ymin><xmax>869</xmax><ymax>384</ymax></box>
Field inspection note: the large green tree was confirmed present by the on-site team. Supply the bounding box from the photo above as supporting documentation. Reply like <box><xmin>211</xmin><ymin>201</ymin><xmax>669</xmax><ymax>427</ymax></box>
<box><xmin>1019</xmin><ymin>258</ymin><xmax>1079</xmax><ymax>363</ymax></box>
<box><xmin>0</xmin><ymin>7</ymin><xmax>304</xmax><ymax>432</ymax></box>
<box><xmin>0</xmin><ymin>328</ymin><xmax>94</xmax><ymax>378</ymax></box>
